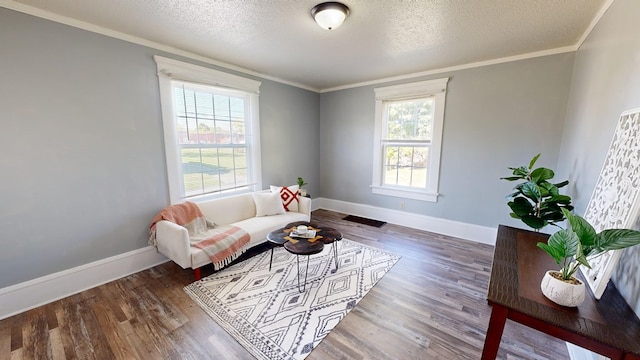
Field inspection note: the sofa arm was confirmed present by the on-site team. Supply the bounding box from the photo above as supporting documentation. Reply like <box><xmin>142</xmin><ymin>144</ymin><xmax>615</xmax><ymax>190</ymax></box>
<box><xmin>155</xmin><ymin>220</ymin><xmax>192</xmax><ymax>269</ymax></box>
<box><xmin>298</xmin><ymin>196</ymin><xmax>312</xmax><ymax>218</ymax></box>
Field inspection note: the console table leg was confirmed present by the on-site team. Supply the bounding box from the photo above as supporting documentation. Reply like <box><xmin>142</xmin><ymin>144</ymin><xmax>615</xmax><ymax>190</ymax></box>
<box><xmin>481</xmin><ymin>305</ymin><xmax>508</xmax><ymax>360</ymax></box>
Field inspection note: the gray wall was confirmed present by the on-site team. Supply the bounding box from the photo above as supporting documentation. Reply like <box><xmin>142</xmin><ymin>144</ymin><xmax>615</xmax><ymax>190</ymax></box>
<box><xmin>260</xmin><ymin>80</ymin><xmax>320</xmax><ymax>193</ymax></box>
<box><xmin>0</xmin><ymin>8</ymin><xmax>319</xmax><ymax>288</ymax></box>
<box><xmin>556</xmin><ymin>0</ymin><xmax>640</xmax><ymax>314</ymax></box>
<box><xmin>319</xmin><ymin>54</ymin><xmax>574</xmax><ymax>228</ymax></box>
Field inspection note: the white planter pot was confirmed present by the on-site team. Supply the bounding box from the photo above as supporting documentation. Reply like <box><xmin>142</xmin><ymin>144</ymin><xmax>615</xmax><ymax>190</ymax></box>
<box><xmin>540</xmin><ymin>270</ymin><xmax>586</xmax><ymax>307</ymax></box>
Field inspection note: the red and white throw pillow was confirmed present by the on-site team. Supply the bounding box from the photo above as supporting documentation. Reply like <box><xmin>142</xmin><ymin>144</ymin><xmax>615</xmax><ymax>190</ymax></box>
<box><xmin>270</xmin><ymin>185</ymin><xmax>299</xmax><ymax>212</ymax></box>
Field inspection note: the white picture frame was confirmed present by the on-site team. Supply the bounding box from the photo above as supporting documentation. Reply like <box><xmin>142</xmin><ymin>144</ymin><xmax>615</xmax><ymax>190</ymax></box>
<box><xmin>581</xmin><ymin>108</ymin><xmax>640</xmax><ymax>299</ymax></box>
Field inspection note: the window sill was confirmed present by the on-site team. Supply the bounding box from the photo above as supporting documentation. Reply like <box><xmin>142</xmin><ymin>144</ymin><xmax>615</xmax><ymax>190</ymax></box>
<box><xmin>371</xmin><ymin>186</ymin><xmax>439</xmax><ymax>202</ymax></box>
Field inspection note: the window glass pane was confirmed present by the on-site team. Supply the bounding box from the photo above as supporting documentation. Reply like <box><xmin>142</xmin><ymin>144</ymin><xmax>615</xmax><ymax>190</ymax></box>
<box><xmin>195</xmin><ymin>92</ymin><xmax>214</xmax><ymax>120</ymax></box>
<box><xmin>218</xmin><ymin>148</ymin><xmax>235</xmax><ymax>188</ymax></box>
<box><xmin>235</xmin><ymin>167</ymin><xmax>248</xmax><ymax>186</ymax></box>
<box><xmin>383</xmin><ymin>146</ymin><xmax>429</xmax><ymax>188</ymax></box>
<box><xmin>215</xmin><ymin>121</ymin><xmax>232</xmax><ymax>144</ymax></box>
<box><xmin>384</xmin><ymin>146</ymin><xmax>400</xmax><ymax>186</ymax></box>
<box><xmin>230</xmin><ymin>97</ymin><xmax>245</xmax><ymax>121</ymax></box>
<box><xmin>385</xmin><ymin>97</ymin><xmax>434</xmax><ymax>141</ymax></box>
<box><xmin>410</xmin><ymin>147</ymin><xmax>428</xmax><ymax>187</ymax></box>
<box><xmin>173</xmin><ymin>83</ymin><xmax>251</xmax><ymax>198</ymax></box>
<box><xmin>198</xmin><ymin>119</ymin><xmax>215</xmax><ymax>144</ymax></box>
<box><xmin>214</xmin><ymin>95</ymin><xmax>231</xmax><ymax>121</ymax></box>
<box><xmin>232</xmin><ymin>121</ymin><xmax>246</xmax><ymax>144</ymax></box>
<box><xmin>174</xmin><ymin>87</ymin><xmax>195</xmax><ymax>118</ymax></box>
<box><xmin>200</xmin><ymin>148</ymin><xmax>221</xmax><ymax>193</ymax></box>
<box><xmin>182</xmin><ymin>148</ymin><xmax>204</xmax><ymax>197</ymax></box>
<box><xmin>234</xmin><ymin>147</ymin><xmax>247</xmax><ymax>169</ymax></box>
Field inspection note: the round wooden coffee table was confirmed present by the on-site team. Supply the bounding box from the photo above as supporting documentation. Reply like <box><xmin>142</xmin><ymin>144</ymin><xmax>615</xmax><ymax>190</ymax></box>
<box><xmin>266</xmin><ymin>221</ymin><xmax>343</xmax><ymax>292</ymax></box>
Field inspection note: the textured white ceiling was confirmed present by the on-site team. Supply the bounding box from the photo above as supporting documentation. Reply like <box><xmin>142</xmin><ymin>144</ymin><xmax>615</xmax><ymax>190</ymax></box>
<box><xmin>7</xmin><ymin>0</ymin><xmax>607</xmax><ymax>91</ymax></box>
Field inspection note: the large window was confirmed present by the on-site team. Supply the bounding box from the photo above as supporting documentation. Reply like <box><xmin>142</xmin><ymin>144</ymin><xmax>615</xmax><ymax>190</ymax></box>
<box><xmin>372</xmin><ymin>78</ymin><xmax>448</xmax><ymax>202</ymax></box>
<box><xmin>154</xmin><ymin>56</ymin><xmax>261</xmax><ymax>204</ymax></box>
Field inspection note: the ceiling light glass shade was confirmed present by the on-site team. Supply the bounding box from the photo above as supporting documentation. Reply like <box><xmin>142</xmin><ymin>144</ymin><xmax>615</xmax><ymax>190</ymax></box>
<box><xmin>311</xmin><ymin>2</ymin><xmax>350</xmax><ymax>30</ymax></box>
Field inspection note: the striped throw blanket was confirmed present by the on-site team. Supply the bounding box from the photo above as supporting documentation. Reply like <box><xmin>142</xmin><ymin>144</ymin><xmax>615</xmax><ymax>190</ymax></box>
<box><xmin>190</xmin><ymin>225</ymin><xmax>250</xmax><ymax>270</ymax></box>
<box><xmin>149</xmin><ymin>202</ymin><xmax>250</xmax><ymax>270</ymax></box>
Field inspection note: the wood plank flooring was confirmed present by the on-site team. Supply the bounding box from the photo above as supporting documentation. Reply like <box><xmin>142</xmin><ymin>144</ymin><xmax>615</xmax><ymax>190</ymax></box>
<box><xmin>0</xmin><ymin>209</ymin><xmax>570</xmax><ymax>359</ymax></box>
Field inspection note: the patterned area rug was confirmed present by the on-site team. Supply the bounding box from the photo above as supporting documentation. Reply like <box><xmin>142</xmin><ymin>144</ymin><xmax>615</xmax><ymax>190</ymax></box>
<box><xmin>184</xmin><ymin>239</ymin><xmax>400</xmax><ymax>360</ymax></box>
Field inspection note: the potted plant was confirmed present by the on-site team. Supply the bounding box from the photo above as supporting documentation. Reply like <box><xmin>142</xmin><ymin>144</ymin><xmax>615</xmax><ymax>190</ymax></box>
<box><xmin>501</xmin><ymin>154</ymin><xmax>573</xmax><ymax>230</ymax></box>
<box><xmin>297</xmin><ymin>177</ymin><xmax>308</xmax><ymax>197</ymax></box>
<box><xmin>537</xmin><ymin>208</ymin><xmax>640</xmax><ymax>306</ymax></box>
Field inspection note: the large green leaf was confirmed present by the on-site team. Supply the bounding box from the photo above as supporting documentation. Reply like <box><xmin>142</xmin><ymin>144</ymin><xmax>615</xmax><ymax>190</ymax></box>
<box><xmin>594</xmin><ymin>229</ymin><xmax>640</xmax><ymax>252</ymax></box>
<box><xmin>538</xmin><ymin>182</ymin><xmax>552</xmax><ymax>197</ymax></box>
<box><xmin>540</xmin><ymin>202</ymin><xmax>561</xmax><ymax>213</ymax></box>
<box><xmin>540</xmin><ymin>211</ymin><xmax>564</xmax><ymax>221</ymax></box>
<box><xmin>522</xmin><ymin>216</ymin><xmax>546</xmax><ymax>229</ymax></box>
<box><xmin>562</xmin><ymin>209</ymin><xmax>596</xmax><ymax>247</ymax></box>
<box><xmin>521</xmin><ymin>182</ymin><xmax>541</xmax><ymax>201</ymax></box>
<box><xmin>550</xmin><ymin>228</ymin><xmax>579</xmax><ymax>257</ymax></box>
<box><xmin>554</xmin><ymin>180</ymin><xmax>569</xmax><ymax>188</ymax></box>
<box><xmin>536</xmin><ymin>242</ymin><xmax>563</xmax><ymax>265</ymax></box>
<box><xmin>508</xmin><ymin>197</ymin><xmax>534</xmax><ymax>217</ymax></box>
<box><xmin>537</xmin><ymin>229</ymin><xmax>578</xmax><ymax>264</ymax></box>
<box><xmin>574</xmin><ymin>241</ymin><xmax>591</xmax><ymax>269</ymax></box>
<box><xmin>528</xmin><ymin>153</ymin><xmax>541</xmax><ymax>169</ymax></box>
<box><xmin>547</xmin><ymin>184</ymin><xmax>560</xmax><ymax>196</ymax></box>
<box><xmin>531</xmin><ymin>167</ymin><xmax>554</xmax><ymax>183</ymax></box>
<box><xmin>550</xmin><ymin>194</ymin><xmax>572</xmax><ymax>204</ymax></box>
<box><xmin>538</xmin><ymin>202</ymin><xmax>571</xmax><ymax>223</ymax></box>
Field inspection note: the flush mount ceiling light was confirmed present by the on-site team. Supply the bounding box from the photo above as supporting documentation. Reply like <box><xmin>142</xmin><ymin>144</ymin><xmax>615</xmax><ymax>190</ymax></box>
<box><xmin>311</xmin><ymin>2</ymin><xmax>350</xmax><ymax>30</ymax></box>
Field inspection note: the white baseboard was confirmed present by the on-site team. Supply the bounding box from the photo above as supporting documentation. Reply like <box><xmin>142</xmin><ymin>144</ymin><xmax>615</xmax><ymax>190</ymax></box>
<box><xmin>312</xmin><ymin>197</ymin><xmax>497</xmax><ymax>245</ymax></box>
<box><xmin>0</xmin><ymin>199</ymin><xmax>493</xmax><ymax>320</ymax></box>
<box><xmin>0</xmin><ymin>246</ymin><xmax>168</xmax><ymax>320</ymax></box>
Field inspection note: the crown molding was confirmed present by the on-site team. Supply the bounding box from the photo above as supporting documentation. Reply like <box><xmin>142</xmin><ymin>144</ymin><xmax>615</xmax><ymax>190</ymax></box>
<box><xmin>319</xmin><ymin>46</ymin><xmax>577</xmax><ymax>93</ymax></box>
<box><xmin>575</xmin><ymin>0</ymin><xmax>614</xmax><ymax>50</ymax></box>
<box><xmin>1</xmin><ymin>0</ymin><xmax>613</xmax><ymax>94</ymax></box>
<box><xmin>0</xmin><ymin>0</ymin><xmax>320</xmax><ymax>92</ymax></box>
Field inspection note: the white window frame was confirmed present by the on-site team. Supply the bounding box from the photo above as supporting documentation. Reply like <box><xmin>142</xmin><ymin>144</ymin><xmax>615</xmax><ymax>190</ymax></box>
<box><xmin>371</xmin><ymin>78</ymin><xmax>448</xmax><ymax>202</ymax></box>
<box><xmin>154</xmin><ymin>56</ymin><xmax>262</xmax><ymax>204</ymax></box>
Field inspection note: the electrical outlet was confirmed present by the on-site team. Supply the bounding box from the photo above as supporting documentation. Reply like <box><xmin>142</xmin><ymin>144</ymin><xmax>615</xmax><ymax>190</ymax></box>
<box><xmin>399</xmin><ymin>202</ymin><xmax>405</xmax><ymax>209</ymax></box>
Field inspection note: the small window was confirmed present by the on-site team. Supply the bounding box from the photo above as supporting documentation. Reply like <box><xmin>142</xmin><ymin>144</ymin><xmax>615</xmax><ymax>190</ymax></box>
<box><xmin>372</xmin><ymin>78</ymin><xmax>448</xmax><ymax>202</ymax></box>
<box><xmin>154</xmin><ymin>56</ymin><xmax>262</xmax><ymax>204</ymax></box>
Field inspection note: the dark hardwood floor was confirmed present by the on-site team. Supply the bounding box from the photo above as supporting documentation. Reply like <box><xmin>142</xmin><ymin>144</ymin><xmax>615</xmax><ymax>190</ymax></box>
<box><xmin>0</xmin><ymin>209</ymin><xmax>570</xmax><ymax>359</ymax></box>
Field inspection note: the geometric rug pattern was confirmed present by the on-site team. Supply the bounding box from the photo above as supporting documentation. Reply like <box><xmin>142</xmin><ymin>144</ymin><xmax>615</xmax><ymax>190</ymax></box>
<box><xmin>184</xmin><ymin>239</ymin><xmax>400</xmax><ymax>360</ymax></box>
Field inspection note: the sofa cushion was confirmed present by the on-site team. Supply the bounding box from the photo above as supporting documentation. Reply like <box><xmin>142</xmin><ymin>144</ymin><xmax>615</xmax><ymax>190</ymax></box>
<box><xmin>190</xmin><ymin>210</ymin><xmax>309</xmax><ymax>268</ymax></box>
<box><xmin>197</xmin><ymin>193</ymin><xmax>256</xmax><ymax>226</ymax></box>
<box><xmin>270</xmin><ymin>185</ymin><xmax>299</xmax><ymax>212</ymax></box>
<box><xmin>253</xmin><ymin>192</ymin><xmax>286</xmax><ymax>216</ymax></box>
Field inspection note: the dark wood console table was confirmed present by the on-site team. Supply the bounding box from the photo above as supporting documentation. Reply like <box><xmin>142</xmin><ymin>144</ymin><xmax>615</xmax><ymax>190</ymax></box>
<box><xmin>482</xmin><ymin>225</ymin><xmax>640</xmax><ymax>360</ymax></box>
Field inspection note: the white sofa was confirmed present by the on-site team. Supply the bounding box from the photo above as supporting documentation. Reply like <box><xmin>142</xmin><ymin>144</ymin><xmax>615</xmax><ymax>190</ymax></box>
<box><xmin>154</xmin><ymin>191</ymin><xmax>311</xmax><ymax>278</ymax></box>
